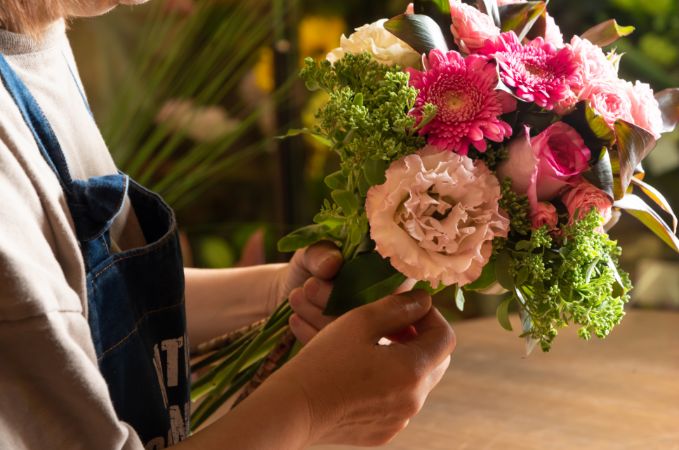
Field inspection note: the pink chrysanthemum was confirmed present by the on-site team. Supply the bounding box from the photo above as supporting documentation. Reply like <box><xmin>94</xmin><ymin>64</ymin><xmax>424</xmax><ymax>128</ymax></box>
<box><xmin>478</xmin><ymin>32</ymin><xmax>579</xmax><ymax>110</ymax></box>
<box><xmin>407</xmin><ymin>49</ymin><xmax>515</xmax><ymax>155</ymax></box>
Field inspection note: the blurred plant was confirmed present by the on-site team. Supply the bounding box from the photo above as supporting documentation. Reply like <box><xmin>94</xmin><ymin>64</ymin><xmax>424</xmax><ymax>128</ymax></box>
<box><xmin>299</xmin><ymin>15</ymin><xmax>347</xmax><ymax>60</ymax></box>
<box><xmin>71</xmin><ymin>0</ymin><xmax>297</xmax><ymax>213</ymax></box>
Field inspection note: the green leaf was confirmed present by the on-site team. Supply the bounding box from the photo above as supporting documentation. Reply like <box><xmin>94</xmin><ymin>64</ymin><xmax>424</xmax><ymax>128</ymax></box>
<box><xmin>516</xmin><ymin>109</ymin><xmax>555</xmax><ymax>132</ymax></box>
<box><xmin>655</xmin><ymin>88</ymin><xmax>679</xmax><ymax>134</ymax></box>
<box><xmin>414</xmin><ymin>0</ymin><xmax>456</xmax><ymax>50</ymax></box>
<box><xmin>524</xmin><ymin>11</ymin><xmax>547</xmax><ymax>41</ymax></box>
<box><xmin>518</xmin><ymin>308</ymin><xmax>539</xmax><ymax>355</ymax></box>
<box><xmin>583</xmin><ymin>148</ymin><xmax>614</xmax><ymax>199</ymax></box>
<box><xmin>357</xmin><ymin>173</ymin><xmax>371</xmax><ymax>197</ymax></box>
<box><xmin>347</xmin><ymin>220</ymin><xmax>367</xmax><ymax>252</ymax></box>
<box><xmin>496</xmin><ymin>296</ymin><xmax>513</xmax><ymax>331</ymax></box>
<box><xmin>465</xmin><ymin>259</ymin><xmax>497</xmax><ymax>291</ymax></box>
<box><xmin>580</xmin><ymin>19</ymin><xmax>635</xmax><ymax>47</ymax></box>
<box><xmin>495</xmin><ymin>252</ymin><xmax>515</xmax><ymax>290</ymax></box>
<box><xmin>514</xmin><ymin>240</ymin><xmax>532</xmax><ymax>251</ymax></box>
<box><xmin>611</xmin><ymin>120</ymin><xmax>657</xmax><ymax>200</ymax></box>
<box><xmin>454</xmin><ymin>285</ymin><xmax>466</xmax><ymax>311</ymax></box>
<box><xmin>324</xmin><ymin>170</ymin><xmax>347</xmax><ymax>190</ymax></box>
<box><xmin>606</xmin><ymin>256</ymin><xmax>626</xmax><ymax>297</ymax></box>
<box><xmin>614</xmin><ymin>194</ymin><xmax>679</xmax><ymax>253</ymax></box>
<box><xmin>362</xmin><ymin>159</ymin><xmax>388</xmax><ymax>186</ymax></box>
<box><xmin>324</xmin><ymin>252</ymin><xmax>407</xmax><ymax>315</ymax></box>
<box><xmin>384</xmin><ymin>14</ymin><xmax>450</xmax><ymax>55</ymax></box>
<box><xmin>276</xmin><ymin>128</ymin><xmax>332</xmax><ymax>147</ymax></box>
<box><xmin>331</xmin><ymin>190</ymin><xmax>360</xmax><ymax>215</ymax></box>
<box><xmin>413</xmin><ymin>280</ymin><xmax>447</xmax><ymax>295</ymax></box>
<box><xmin>476</xmin><ymin>0</ymin><xmax>501</xmax><ymax>28</ymax></box>
<box><xmin>277</xmin><ymin>224</ymin><xmax>334</xmax><ymax>253</ymax></box>
<box><xmin>586</xmin><ymin>105</ymin><xmax>615</xmax><ymax>141</ymax></box>
<box><xmin>562</xmin><ymin>102</ymin><xmax>614</xmax><ymax>157</ymax></box>
<box><xmin>415</xmin><ymin>0</ymin><xmax>451</xmax><ymax>13</ymax></box>
<box><xmin>499</xmin><ymin>1</ymin><xmax>547</xmax><ymax>42</ymax></box>
<box><xmin>629</xmin><ymin>177</ymin><xmax>677</xmax><ymax>232</ymax></box>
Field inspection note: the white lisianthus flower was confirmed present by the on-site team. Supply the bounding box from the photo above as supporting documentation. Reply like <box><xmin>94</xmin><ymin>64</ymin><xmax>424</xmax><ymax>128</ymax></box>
<box><xmin>366</xmin><ymin>146</ymin><xmax>510</xmax><ymax>287</ymax></box>
<box><xmin>326</xmin><ymin>19</ymin><xmax>421</xmax><ymax>68</ymax></box>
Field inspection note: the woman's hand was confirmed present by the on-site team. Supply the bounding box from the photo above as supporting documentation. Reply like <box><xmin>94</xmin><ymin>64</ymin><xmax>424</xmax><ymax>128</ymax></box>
<box><xmin>267</xmin><ymin>290</ymin><xmax>456</xmax><ymax>447</ymax></box>
<box><xmin>182</xmin><ymin>290</ymin><xmax>455</xmax><ymax>450</ymax></box>
<box><xmin>275</xmin><ymin>242</ymin><xmax>343</xmax><ymax>343</ymax></box>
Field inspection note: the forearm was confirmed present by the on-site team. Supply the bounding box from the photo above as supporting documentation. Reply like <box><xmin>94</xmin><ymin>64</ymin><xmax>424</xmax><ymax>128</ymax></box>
<box><xmin>174</xmin><ymin>377</ymin><xmax>311</xmax><ymax>450</ymax></box>
<box><xmin>184</xmin><ymin>265</ymin><xmax>287</xmax><ymax>348</ymax></box>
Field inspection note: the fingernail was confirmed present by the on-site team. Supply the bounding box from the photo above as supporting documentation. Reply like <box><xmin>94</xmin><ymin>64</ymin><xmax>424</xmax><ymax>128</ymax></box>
<box><xmin>304</xmin><ymin>277</ymin><xmax>320</xmax><ymax>298</ymax></box>
<box><xmin>405</xmin><ymin>289</ymin><xmax>429</xmax><ymax>306</ymax></box>
<box><xmin>319</xmin><ymin>252</ymin><xmax>341</xmax><ymax>271</ymax></box>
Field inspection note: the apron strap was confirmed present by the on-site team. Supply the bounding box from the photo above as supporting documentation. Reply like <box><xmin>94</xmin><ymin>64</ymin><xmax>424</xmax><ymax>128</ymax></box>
<box><xmin>62</xmin><ymin>50</ymin><xmax>94</xmax><ymax>118</ymax></box>
<box><xmin>0</xmin><ymin>52</ymin><xmax>129</xmax><ymax>246</ymax></box>
<box><xmin>0</xmin><ymin>53</ymin><xmax>73</xmax><ymax>189</ymax></box>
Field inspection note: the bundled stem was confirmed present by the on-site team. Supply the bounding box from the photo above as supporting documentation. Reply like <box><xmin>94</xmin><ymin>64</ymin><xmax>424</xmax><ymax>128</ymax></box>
<box><xmin>190</xmin><ymin>301</ymin><xmax>294</xmax><ymax>430</ymax></box>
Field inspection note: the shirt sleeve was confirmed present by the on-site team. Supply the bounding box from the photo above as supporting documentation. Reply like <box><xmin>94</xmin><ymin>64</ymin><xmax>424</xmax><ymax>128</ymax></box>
<box><xmin>0</xmin><ymin>140</ymin><xmax>144</xmax><ymax>450</ymax></box>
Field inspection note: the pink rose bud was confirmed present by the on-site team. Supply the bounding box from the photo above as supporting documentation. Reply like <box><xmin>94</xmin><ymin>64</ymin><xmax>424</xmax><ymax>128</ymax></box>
<box><xmin>531</xmin><ymin>201</ymin><xmax>559</xmax><ymax>231</ymax></box>
<box><xmin>449</xmin><ymin>2</ymin><xmax>501</xmax><ymax>53</ymax></box>
<box><xmin>498</xmin><ymin>122</ymin><xmax>591</xmax><ymax>203</ymax></box>
<box><xmin>561</xmin><ymin>180</ymin><xmax>613</xmax><ymax>232</ymax></box>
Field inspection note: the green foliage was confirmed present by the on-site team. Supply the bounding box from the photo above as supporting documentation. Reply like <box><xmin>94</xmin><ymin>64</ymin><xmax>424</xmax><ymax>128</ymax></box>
<box><xmin>501</xmin><ymin>211</ymin><xmax>632</xmax><ymax>351</ymax></box>
<box><xmin>384</xmin><ymin>13</ymin><xmax>451</xmax><ymax>54</ymax></box>
<box><xmin>469</xmin><ymin>145</ymin><xmax>509</xmax><ymax>172</ymax></box>
<box><xmin>499</xmin><ymin>1</ymin><xmax>547</xmax><ymax>42</ymax></box>
<box><xmin>581</xmin><ymin>19</ymin><xmax>635</xmax><ymax>47</ymax></box>
<box><xmin>198</xmin><ymin>236</ymin><xmax>235</xmax><ymax>268</ymax></box>
<box><xmin>293</xmin><ymin>53</ymin><xmax>426</xmax><ymax>258</ymax></box>
<box><xmin>412</xmin><ymin>0</ymin><xmax>456</xmax><ymax>50</ymax></box>
<box><xmin>277</xmin><ymin>224</ymin><xmax>339</xmax><ymax>253</ymax></box>
<box><xmin>498</xmin><ymin>178</ymin><xmax>532</xmax><ymax>237</ymax></box>
<box><xmin>324</xmin><ymin>252</ymin><xmax>407</xmax><ymax>315</ymax></box>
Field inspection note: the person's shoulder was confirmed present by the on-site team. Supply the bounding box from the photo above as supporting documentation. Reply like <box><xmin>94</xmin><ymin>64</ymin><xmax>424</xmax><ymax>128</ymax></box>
<box><xmin>0</xmin><ymin>135</ymin><xmax>86</xmax><ymax>323</ymax></box>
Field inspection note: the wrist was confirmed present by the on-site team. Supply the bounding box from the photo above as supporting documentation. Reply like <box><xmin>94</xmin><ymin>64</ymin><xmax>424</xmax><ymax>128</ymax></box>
<box><xmin>261</xmin><ymin>373</ymin><xmax>320</xmax><ymax>448</ymax></box>
<box><xmin>268</xmin><ymin>263</ymin><xmax>290</xmax><ymax>311</ymax></box>
<box><xmin>246</xmin><ymin>373</ymin><xmax>315</xmax><ymax>448</ymax></box>
<box><xmin>185</xmin><ymin>372</ymin><xmax>313</xmax><ymax>450</ymax></box>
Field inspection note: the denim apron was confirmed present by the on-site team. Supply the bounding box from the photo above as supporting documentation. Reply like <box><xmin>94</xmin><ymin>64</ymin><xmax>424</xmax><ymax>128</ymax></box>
<box><xmin>0</xmin><ymin>54</ymin><xmax>190</xmax><ymax>448</ymax></box>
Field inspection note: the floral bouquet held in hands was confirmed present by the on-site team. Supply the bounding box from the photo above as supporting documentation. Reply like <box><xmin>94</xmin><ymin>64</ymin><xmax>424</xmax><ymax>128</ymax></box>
<box><xmin>190</xmin><ymin>0</ymin><xmax>679</xmax><ymax>427</ymax></box>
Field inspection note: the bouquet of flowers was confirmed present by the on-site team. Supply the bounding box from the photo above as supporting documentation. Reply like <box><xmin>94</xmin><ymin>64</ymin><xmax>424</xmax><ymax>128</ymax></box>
<box><xmin>190</xmin><ymin>0</ymin><xmax>679</xmax><ymax>428</ymax></box>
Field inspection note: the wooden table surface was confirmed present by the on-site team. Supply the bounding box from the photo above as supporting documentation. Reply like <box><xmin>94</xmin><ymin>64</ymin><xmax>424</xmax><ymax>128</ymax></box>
<box><xmin>315</xmin><ymin>310</ymin><xmax>679</xmax><ymax>450</ymax></box>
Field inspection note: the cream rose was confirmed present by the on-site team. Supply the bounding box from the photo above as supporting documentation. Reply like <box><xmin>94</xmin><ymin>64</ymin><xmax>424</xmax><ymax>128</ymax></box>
<box><xmin>326</xmin><ymin>19</ymin><xmax>421</xmax><ymax>68</ymax></box>
<box><xmin>366</xmin><ymin>146</ymin><xmax>509</xmax><ymax>287</ymax></box>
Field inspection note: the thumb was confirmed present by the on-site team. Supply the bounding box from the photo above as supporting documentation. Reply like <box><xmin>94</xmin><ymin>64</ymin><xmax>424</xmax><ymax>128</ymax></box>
<box><xmin>405</xmin><ymin>307</ymin><xmax>456</xmax><ymax>367</ymax></box>
<box><xmin>351</xmin><ymin>290</ymin><xmax>432</xmax><ymax>340</ymax></box>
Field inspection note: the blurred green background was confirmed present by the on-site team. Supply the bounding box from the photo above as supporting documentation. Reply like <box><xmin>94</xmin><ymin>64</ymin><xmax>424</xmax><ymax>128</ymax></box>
<box><xmin>68</xmin><ymin>0</ymin><xmax>679</xmax><ymax>317</ymax></box>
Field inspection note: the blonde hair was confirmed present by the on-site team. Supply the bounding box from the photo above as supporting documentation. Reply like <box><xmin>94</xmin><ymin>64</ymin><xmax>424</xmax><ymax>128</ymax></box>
<box><xmin>0</xmin><ymin>1</ymin><xmax>73</xmax><ymax>37</ymax></box>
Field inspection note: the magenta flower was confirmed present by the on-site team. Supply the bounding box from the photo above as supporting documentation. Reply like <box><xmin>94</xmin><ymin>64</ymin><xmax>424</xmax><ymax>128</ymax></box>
<box><xmin>407</xmin><ymin>49</ymin><xmax>515</xmax><ymax>155</ymax></box>
<box><xmin>479</xmin><ymin>32</ymin><xmax>579</xmax><ymax>110</ymax></box>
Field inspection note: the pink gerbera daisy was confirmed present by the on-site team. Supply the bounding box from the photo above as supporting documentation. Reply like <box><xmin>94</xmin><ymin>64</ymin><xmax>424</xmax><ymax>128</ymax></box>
<box><xmin>478</xmin><ymin>32</ymin><xmax>579</xmax><ymax>110</ymax></box>
<box><xmin>407</xmin><ymin>49</ymin><xmax>515</xmax><ymax>155</ymax></box>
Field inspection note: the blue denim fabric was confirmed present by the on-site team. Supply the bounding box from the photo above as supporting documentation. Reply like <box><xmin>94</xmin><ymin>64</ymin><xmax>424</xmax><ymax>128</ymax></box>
<box><xmin>0</xmin><ymin>54</ymin><xmax>190</xmax><ymax>448</ymax></box>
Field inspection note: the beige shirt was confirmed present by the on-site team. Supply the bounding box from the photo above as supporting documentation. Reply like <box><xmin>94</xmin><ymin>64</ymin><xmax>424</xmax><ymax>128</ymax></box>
<box><xmin>0</xmin><ymin>22</ymin><xmax>146</xmax><ymax>449</ymax></box>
